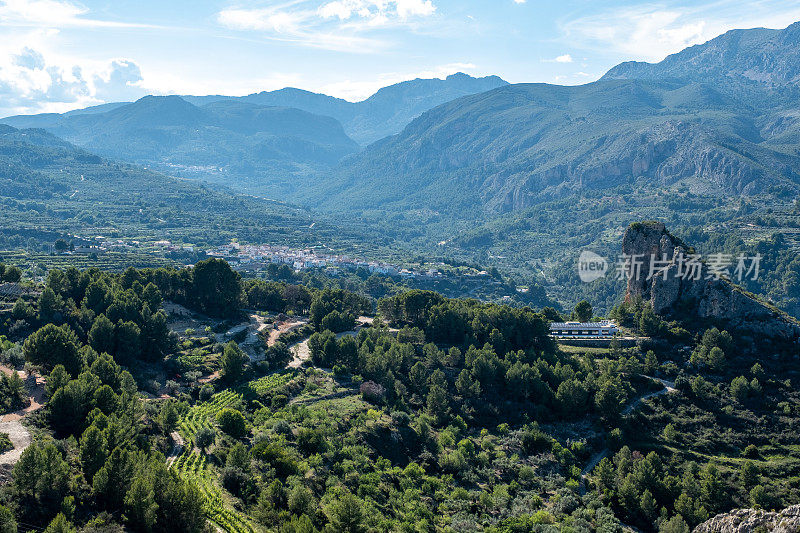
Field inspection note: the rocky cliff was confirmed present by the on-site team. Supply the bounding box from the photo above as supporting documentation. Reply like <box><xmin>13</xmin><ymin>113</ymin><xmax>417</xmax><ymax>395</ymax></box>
<box><xmin>693</xmin><ymin>504</ymin><xmax>800</xmax><ymax>532</ymax></box>
<box><xmin>622</xmin><ymin>221</ymin><xmax>800</xmax><ymax>341</ymax></box>
<box><xmin>603</xmin><ymin>22</ymin><xmax>800</xmax><ymax>87</ymax></box>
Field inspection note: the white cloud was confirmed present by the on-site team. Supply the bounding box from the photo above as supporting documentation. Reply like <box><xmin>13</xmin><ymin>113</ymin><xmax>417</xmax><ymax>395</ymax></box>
<box><xmin>513</xmin><ymin>0</ymin><xmax>526</xmax><ymax>4</ymax></box>
<box><xmin>218</xmin><ymin>6</ymin><xmax>386</xmax><ymax>51</ymax></box>
<box><xmin>553</xmin><ymin>71</ymin><xmax>597</xmax><ymax>84</ymax></box>
<box><xmin>0</xmin><ymin>39</ymin><xmax>147</xmax><ymax>116</ymax></box>
<box><xmin>561</xmin><ymin>1</ymin><xmax>800</xmax><ymax>62</ymax></box>
<box><xmin>318</xmin><ymin>0</ymin><xmax>435</xmax><ymax>21</ymax></box>
<box><xmin>543</xmin><ymin>53</ymin><xmax>572</xmax><ymax>63</ymax></box>
<box><xmin>0</xmin><ymin>0</ymin><xmax>162</xmax><ymax>29</ymax></box>
<box><xmin>218</xmin><ymin>0</ymin><xmax>437</xmax><ymax>52</ymax></box>
<box><xmin>0</xmin><ymin>1</ymin><xmax>173</xmax><ymax>116</ymax></box>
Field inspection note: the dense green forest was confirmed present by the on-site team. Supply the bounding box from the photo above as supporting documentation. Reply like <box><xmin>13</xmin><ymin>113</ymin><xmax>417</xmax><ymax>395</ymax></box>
<box><xmin>0</xmin><ymin>257</ymin><xmax>797</xmax><ymax>532</ymax></box>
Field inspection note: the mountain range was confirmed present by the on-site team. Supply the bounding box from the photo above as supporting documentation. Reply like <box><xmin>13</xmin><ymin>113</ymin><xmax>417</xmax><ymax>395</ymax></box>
<box><xmin>198</xmin><ymin>72</ymin><xmax>508</xmax><ymax>144</ymax></box>
<box><xmin>318</xmin><ymin>22</ymin><xmax>800</xmax><ymax>217</ymax></box>
<box><xmin>2</xmin><ymin>73</ymin><xmax>507</xmax><ymax>196</ymax></box>
<box><xmin>1</xmin><ymin>95</ymin><xmax>359</xmax><ymax>196</ymax></box>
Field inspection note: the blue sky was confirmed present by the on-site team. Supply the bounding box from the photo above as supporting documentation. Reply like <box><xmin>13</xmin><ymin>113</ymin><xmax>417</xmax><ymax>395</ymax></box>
<box><xmin>2</xmin><ymin>0</ymin><xmax>800</xmax><ymax>116</ymax></box>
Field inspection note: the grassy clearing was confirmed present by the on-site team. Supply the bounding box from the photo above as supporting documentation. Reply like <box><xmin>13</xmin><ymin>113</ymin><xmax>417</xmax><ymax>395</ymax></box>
<box><xmin>558</xmin><ymin>344</ymin><xmax>612</xmax><ymax>355</ymax></box>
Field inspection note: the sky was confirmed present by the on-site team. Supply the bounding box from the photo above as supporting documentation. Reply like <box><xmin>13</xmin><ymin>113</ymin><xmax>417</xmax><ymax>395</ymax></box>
<box><xmin>1</xmin><ymin>0</ymin><xmax>800</xmax><ymax>116</ymax></box>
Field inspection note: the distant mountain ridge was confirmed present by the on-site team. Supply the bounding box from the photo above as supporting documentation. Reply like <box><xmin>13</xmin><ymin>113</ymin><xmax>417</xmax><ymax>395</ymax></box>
<box><xmin>3</xmin><ymin>72</ymin><xmax>508</xmax><ymax>147</ymax></box>
<box><xmin>1</xmin><ymin>72</ymin><xmax>508</xmax><ymax>195</ymax></box>
<box><xmin>313</xmin><ymin>22</ymin><xmax>800</xmax><ymax>216</ymax></box>
<box><xmin>603</xmin><ymin>21</ymin><xmax>800</xmax><ymax>87</ymax></box>
<box><xmin>182</xmin><ymin>72</ymin><xmax>508</xmax><ymax>144</ymax></box>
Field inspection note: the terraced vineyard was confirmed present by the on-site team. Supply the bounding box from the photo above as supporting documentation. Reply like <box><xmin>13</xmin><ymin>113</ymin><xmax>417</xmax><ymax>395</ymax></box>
<box><xmin>170</xmin><ymin>372</ymin><xmax>296</xmax><ymax>532</ymax></box>
<box><xmin>0</xmin><ymin>250</ymin><xmax>177</xmax><ymax>272</ymax></box>
<box><xmin>177</xmin><ymin>389</ymin><xmax>242</xmax><ymax>447</ymax></box>
<box><xmin>171</xmin><ymin>450</ymin><xmax>256</xmax><ymax>533</ymax></box>
<box><xmin>243</xmin><ymin>372</ymin><xmax>295</xmax><ymax>398</ymax></box>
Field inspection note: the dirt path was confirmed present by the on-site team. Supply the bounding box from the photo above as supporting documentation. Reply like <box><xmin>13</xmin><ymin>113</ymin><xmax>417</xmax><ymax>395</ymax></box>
<box><xmin>0</xmin><ymin>367</ymin><xmax>45</xmax><ymax>423</ymax></box>
<box><xmin>286</xmin><ymin>325</ymin><xmax>363</xmax><ymax>369</ymax></box>
<box><xmin>580</xmin><ymin>376</ymin><xmax>677</xmax><ymax>492</ymax></box>
<box><xmin>198</xmin><ymin>371</ymin><xmax>220</xmax><ymax>384</ymax></box>
<box><xmin>0</xmin><ymin>420</ymin><xmax>31</xmax><ymax>465</ymax></box>
<box><xmin>166</xmin><ymin>431</ymin><xmax>185</xmax><ymax>467</ymax></box>
<box><xmin>266</xmin><ymin>318</ymin><xmax>306</xmax><ymax>347</ymax></box>
<box><xmin>0</xmin><ymin>367</ymin><xmax>46</xmax><ymax>465</ymax></box>
<box><xmin>288</xmin><ymin>338</ymin><xmax>311</xmax><ymax>369</ymax></box>
<box><xmin>286</xmin><ymin>317</ymin><xmax>389</xmax><ymax>370</ymax></box>
<box><xmin>621</xmin><ymin>378</ymin><xmax>676</xmax><ymax>415</ymax></box>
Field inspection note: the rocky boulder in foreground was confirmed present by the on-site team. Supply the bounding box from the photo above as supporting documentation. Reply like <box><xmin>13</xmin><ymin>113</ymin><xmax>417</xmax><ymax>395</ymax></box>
<box><xmin>693</xmin><ymin>504</ymin><xmax>800</xmax><ymax>532</ymax></box>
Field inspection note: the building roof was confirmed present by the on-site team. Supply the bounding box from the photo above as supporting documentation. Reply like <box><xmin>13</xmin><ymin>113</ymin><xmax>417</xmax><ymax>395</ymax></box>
<box><xmin>550</xmin><ymin>321</ymin><xmax>618</xmax><ymax>329</ymax></box>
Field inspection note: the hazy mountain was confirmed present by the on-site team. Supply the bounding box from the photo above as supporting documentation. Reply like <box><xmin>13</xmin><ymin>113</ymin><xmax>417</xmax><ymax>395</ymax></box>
<box><xmin>1</xmin><ymin>73</ymin><xmax>507</xmax><ymax>194</ymax></box>
<box><xmin>340</xmin><ymin>72</ymin><xmax>509</xmax><ymax>144</ymax></box>
<box><xmin>6</xmin><ymin>73</ymin><xmax>508</xmax><ymax>148</ymax></box>
<box><xmin>2</xmin><ymin>95</ymin><xmax>359</xmax><ymax>196</ymax></box>
<box><xmin>187</xmin><ymin>72</ymin><xmax>509</xmax><ymax>144</ymax></box>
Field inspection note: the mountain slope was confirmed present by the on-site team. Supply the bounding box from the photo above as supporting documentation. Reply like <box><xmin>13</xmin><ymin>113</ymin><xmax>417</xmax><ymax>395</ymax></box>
<box><xmin>0</xmin><ymin>124</ymin><xmax>349</xmax><ymax>248</ymax></box>
<box><xmin>314</xmin><ymin>22</ymin><xmax>800</xmax><ymax>218</ymax></box>
<box><xmin>2</xmin><ymin>95</ymin><xmax>359</xmax><ymax>196</ymax></box>
<box><xmin>2</xmin><ymin>73</ymin><xmax>507</xmax><ymax>149</ymax></box>
<box><xmin>314</xmin><ymin>77</ymin><xmax>800</xmax><ymax>215</ymax></box>
<box><xmin>217</xmin><ymin>73</ymin><xmax>508</xmax><ymax>144</ymax></box>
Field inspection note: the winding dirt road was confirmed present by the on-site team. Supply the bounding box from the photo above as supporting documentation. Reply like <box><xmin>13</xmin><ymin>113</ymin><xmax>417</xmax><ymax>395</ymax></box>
<box><xmin>580</xmin><ymin>376</ymin><xmax>677</xmax><ymax>491</ymax></box>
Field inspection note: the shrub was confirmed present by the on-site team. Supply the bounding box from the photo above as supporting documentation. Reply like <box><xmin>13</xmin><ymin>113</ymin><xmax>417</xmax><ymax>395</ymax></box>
<box><xmin>0</xmin><ymin>433</ymin><xmax>13</xmax><ymax>453</ymax></box>
<box><xmin>252</xmin><ymin>441</ymin><xmax>298</xmax><ymax>477</ymax></box>
<box><xmin>271</xmin><ymin>395</ymin><xmax>288</xmax><ymax>409</ymax></box>
<box><xmin>195</xmin><ymin>427</ymin><xmax>215</xmax><ymax>452</ymax></box>
<box><xmin>743</xmin><ymin>444</ymin><xmax>760</xmax><ymax>459</ymax></box>
<box><xmin>198</xmin><ymin>384</ymin><xmax>214</xmax><ymax>402</ymax></box>
<box><xmin>272</xmin><ymin>419</ymin><xmax>292</xmax><ymax>435</ymax></box>
<box><xmin>391</xmin><ymin>411</ymin><xmax>411</xmax><ymax>427</ymax></box>
<box><xmin>216</xmin><ymin>408</ymin><xmax>247</xmax><ymax>439</ymax></box>
<box><xmin>520</xmin><ymin>426</ymin><xmax>551</xmax><ymax>454</ymax></box>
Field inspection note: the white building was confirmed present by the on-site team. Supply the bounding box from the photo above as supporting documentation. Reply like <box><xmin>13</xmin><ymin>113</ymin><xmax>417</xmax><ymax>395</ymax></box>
<box><xmin>549</xmin><ymin>321</ymin><xmax>619</xmax><ymax>339</ymax></box>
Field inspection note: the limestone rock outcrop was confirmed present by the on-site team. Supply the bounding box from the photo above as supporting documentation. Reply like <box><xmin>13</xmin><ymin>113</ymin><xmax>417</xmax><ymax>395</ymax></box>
<box><xmin>622</xmin><ymin>221</ymin><xmax>800</xmax><ymax>342</ymax></box>
<box><xmin>693</xmin><ymin>504</ymin><xmax>800</xmax><ymax>532</ymax></box>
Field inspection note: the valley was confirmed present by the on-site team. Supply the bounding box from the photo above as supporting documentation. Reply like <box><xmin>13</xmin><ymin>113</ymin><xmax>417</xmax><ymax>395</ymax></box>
<box><xmin>1</xmin><ymin>13</ymin><xmax>800</xmax><ymax>533</ymax></box>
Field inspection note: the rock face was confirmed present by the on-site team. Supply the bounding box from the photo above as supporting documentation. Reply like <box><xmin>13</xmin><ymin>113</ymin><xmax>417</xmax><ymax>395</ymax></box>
<box><xmin>603</xmin><ymin>22</ymin><xmax>800</xmax><ymax>86</ymax></box>
<box><xmin>622</xmin><ymin>221</ymin><xmax>800</xmax><ymax>342</ymax></box>
<box><xmin>694</xmin><ymin>504</ymin><xmax>800</xmax><ymax>532</ymax></box>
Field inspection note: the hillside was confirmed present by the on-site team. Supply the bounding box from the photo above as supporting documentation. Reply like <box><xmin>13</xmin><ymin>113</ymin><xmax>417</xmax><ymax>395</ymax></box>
<box><xmin>317</xmin><ymin>76</ymin><xmax>800</xmax><ymax>215</ymax></box>
<box><xmin>3</xmin><ymin>244</ymin><xmax>800</xmax><ymax>532</ymax></box>
<box><xmin>291</xmin><ymin>23</ymin><xmax>800</xmax><ymax>315</ymax></box>
<box><xmin>2</xmin><ymin>96</ymin><xmax>359</xmax><ymax>197</ymax></box>
<box><xmin>0</xmin><ymin>124</ymin><xmax>353</xmax><ymax>251</ymax></box>
<box><xmin>0</xmin><ymin>73</ymin><xmax>508</xmax><ymax>193</ymax></box>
